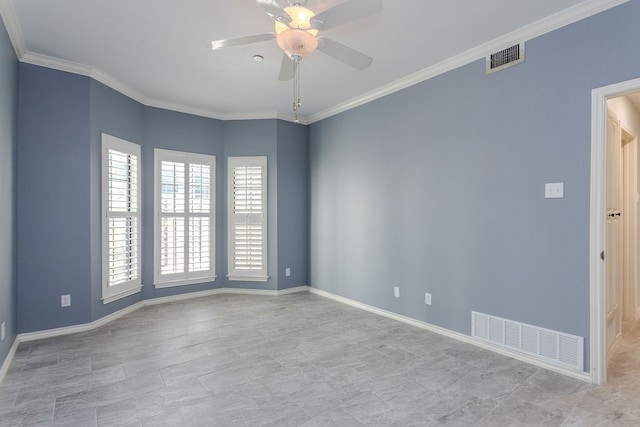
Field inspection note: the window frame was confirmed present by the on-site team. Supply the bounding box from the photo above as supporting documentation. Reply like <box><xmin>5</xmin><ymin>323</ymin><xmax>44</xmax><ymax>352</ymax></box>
<box><xmin>228</xmin><ymin>156</ymin><xmax>268</xmax><ymax>282</ymax></box>
<box><xmin>154</xmin><ymin>148</ymin><xmax>216</xmax><ymax>288</ymax></box>
<box><xmin>101</xmin><ymin>133</ymin><xmax>142</xmax><ymax>304</ymax></box>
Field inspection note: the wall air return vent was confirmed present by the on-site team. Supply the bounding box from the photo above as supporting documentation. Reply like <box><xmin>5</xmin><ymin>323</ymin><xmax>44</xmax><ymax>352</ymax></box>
<box><xmin>486</xmin><ymin>43</ymin><xmax>525</xmax><ymax>74</ymax></box>
<box><xmin>472</xmin><ymin>311</ymin><xmax>584</xmax><ymax>371</ymax></box>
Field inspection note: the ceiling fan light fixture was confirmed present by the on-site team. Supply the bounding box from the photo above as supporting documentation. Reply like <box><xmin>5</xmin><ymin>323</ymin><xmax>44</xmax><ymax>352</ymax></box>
<box><xmin>276</xmin><ymin>29</ymin><xmax>318</xmax><ymax>59</ymax></box>
<box><xmin>275</xmin><ymin>6</ymin><xmax>318</xmax><ymax>35</ymax></box>
<box><xmin>275</xmin><ymin>5</ymin><xmax>318</xmax><ymax>60</ymax></box>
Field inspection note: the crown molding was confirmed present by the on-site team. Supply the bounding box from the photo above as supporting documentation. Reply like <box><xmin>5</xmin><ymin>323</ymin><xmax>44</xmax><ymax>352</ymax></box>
<box><xmin>19</xmin><ymin>50</ymin><xmax>307</xmax><ymax>123</ymax></box>
<box><xmin>306</xmin><ymin>0</ymin><xmax>629</xmax><ymax>124</ymax></box>
<box><xmin>2</xmin><ymin>0</ymin><xmax>629</xmax><ymax>125</ymax></box>
<box><xmin>143</xmin><ymin>97</ymin><xmax>238</xmax><ymax>120</ymax></box>
<box><xmin>91</xmin><ymin>66</ymin><xmax>148</xmax><ymax>104</ymax></box>
<box><xmin>139</xmin><ymin>97</ymin><xmax>308</xmax><ymax>124</ymax></box>
<box><xmin>21</xmin><ymin>51</ymin><xmax>93</xmax><ymax>79</ymax></box>
<box><xmin>21</xmin><ymin>51</ymin><xmax>147</xmax><ymax>106</ymax></box>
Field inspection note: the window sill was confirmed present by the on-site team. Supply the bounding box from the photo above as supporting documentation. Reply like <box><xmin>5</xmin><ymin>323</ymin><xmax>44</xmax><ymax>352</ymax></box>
<box><xmin>102</xmin><ymin>286</ymin><xmax>143</xmax><ymax>304</ymax></box>
<box><xmin>228</xmin><ymin>275</ymin><xmax>269</xmax><ymax>282</ymax></box>
<box><xmin>154</xmin><ymin>276</ymin><xmax>217</xmax><ymax>289</ymax></box>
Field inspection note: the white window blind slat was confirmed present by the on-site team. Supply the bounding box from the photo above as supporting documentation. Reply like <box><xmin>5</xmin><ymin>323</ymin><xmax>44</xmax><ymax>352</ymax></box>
<box><xmin>160</xmin><ymin>217</ymin><xmax>185</xmax><ymax>275</ymax></box>
<box><xmin>161</xmin><ymin>161</ymin><xmax>185</xmax><ymax>214</ymax></box>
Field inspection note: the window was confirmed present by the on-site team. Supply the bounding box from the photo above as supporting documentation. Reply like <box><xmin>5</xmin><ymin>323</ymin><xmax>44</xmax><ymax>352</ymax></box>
<box><xmin>228</xmin><ymin>156</ymin><xmax>268</xmax><ymax>281</ymax></box>
<box><xmin>102</xmin><ymin>134</ymin><xmax>142</xmax><ymax>303</ymax></box>
<box><xmin>154</xmin><ymin>149</ymin><xmax>215</xmax><ymax>287</ymax></box>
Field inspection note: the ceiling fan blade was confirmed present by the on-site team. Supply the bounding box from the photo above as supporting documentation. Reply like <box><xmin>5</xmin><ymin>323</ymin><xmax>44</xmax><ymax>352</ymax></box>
<box><xmin>256</xmin><ymin>0</ymin><xmax>292</xmax><ymax>24</ymax></box>
<box><xmin>317</xmin><ymin>37</ymin><xmax>373</xmax><ymax>70</ymax></box>
<box><xmin>278</xmin><ymin>53</ymin><xmax>295</xmax><ymax>81</ymax></box>
<box><xmin>211</xmin><ymin>33</ymin><xmax>275</xmax><ymax>50</ymax></box>
<box><xmin>311</xmin><ymin>0</ymin><xmax>383</xmax><ymax>30</ymax></box>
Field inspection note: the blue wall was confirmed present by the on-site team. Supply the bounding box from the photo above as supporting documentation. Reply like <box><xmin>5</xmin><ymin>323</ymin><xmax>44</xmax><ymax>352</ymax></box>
<box><xmin>309</xmin><ymin>1</ymin><xmax>640</xmax><ymax>372</ymax></box>
<box><xmin>15</xmin><ymin>65</ymin><xmax>308</xmax><ymax>332</ymax></box>
<box><xmin>223</xmin><ymin>120</ymin><xmax>280</xmax><ymax>290</ymax></box>
<box><xmin>89</xmin><ymin>80</ymin><xmax>145</xmax><ymax>320</ymax></box>
<box><xmin>0</xmin><ymin>18</ymin><xmax>17</xmax><ymax>366</ymax></box>
<box><xmin>276</xmin><ymin>120</ymin><xmax>309</xmax><ymax>289</ymax></box>
<box><xmin>17</xmin><ymin>64</ymin><xmax>92</xmax><ymax>332</ymax></box>
<box><xmin>143</xmin><ymin>107</ymin><xmax>225</xmax><ymax>299</ymax></box>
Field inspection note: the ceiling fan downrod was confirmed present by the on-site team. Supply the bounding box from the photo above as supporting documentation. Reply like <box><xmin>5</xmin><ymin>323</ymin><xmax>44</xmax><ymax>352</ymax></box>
<box><xmin>292</xmin><ymin>55</ymin><xmax>302</xmax><ymax>123</ymax></box>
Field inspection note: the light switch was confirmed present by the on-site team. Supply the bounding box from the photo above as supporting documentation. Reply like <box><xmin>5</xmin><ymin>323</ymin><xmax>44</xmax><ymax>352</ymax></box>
<box><xmin>545</xmin><ymin>182</ymin><xmax>564</xmax><ymax>199</ymax></box>
<box><xmin>61</xmin><ymin>294</ymin><xmax>71</xmax><ymax>307</ymax></box>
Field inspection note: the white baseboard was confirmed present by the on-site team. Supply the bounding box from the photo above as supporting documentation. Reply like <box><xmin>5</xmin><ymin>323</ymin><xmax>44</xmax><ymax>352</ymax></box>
<box><xmin>308</xmin><ymin>288</ymin><xmax>592</xmax><ymax>383</ymax></box>
<box><xmin>13</xmin><ymin>286</ymin><xmax>309</xmax><ymax>348</ymax></box>
<box><xmin>0</xmin><ymin>338</ymin><xmax>19</xmax><ymax>385</ymax></box>
<box><xmin>4</xmin><ymin>285</ymin><xmax>591</xmax><ymax>386</ymax></box>
<box><xmin>142</xmin><ymin>286</ymin><xmax>309</xmax><ymax>307</ymax></box>
<box><xmin>275</xmin><ymin>285</ymin><xmax>310</xmax><ymax>295</ymax></box>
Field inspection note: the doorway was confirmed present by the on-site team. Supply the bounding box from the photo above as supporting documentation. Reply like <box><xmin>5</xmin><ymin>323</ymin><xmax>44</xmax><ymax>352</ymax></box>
<box><xmin>591</xmin><ymin>78</ymin><xmax>640</xmax><ymax>385</ymax></box>
<box><xmin>605</xmin><ymin>104</ymin><xmax>639</xmax><ymax>356</ymax></box>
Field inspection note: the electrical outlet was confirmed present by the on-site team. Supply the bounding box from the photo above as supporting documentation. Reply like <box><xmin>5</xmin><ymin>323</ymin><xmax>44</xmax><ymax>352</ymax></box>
<box><xmin>425</xmin><ymin>293</ymin><xmax>432</xmax><ymax>305</ymax></box>
<box><xmin>1</xmin><ymin>322</ymin><xmax>5</xmax><ymax>341</ymax></box>
<box><xmin>394</xmin><ymin>286</ymin><xmax>400</xmax><ymax>298</ymax></box>
<box><xmin>61</xmin><ymin>294</ymin><xmax>71</xmax><ymax>307</ymax></box>
<box><xmin>285</xmin><ymin>267</ymin><xmax>291</xmax><ymax>277</ymax></box>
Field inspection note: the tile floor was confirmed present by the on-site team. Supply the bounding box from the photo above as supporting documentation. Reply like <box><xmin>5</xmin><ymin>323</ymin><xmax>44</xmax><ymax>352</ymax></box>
<box><xmin>0</xmin><ymin>292</ymin><xmax>639</xmax><ymax>426</ymax></box>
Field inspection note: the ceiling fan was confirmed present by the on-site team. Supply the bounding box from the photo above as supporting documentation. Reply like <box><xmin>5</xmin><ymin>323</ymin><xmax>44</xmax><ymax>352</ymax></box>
<box><xmin>210</xmin><ymin>0</ymin><xmax>383</xmax><ymax>122</ymax></box>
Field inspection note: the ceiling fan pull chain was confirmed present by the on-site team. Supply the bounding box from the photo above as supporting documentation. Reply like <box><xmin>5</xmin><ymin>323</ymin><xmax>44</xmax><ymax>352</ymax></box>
<box><xmin>292</xmin><ymin>58</ymin><xmax>300</xmax><ymax>123</ymax></box>
<box><xmin>297</xmin><ymin>61</ymin><xmax>302</xmax><ymax>108</ymax></box>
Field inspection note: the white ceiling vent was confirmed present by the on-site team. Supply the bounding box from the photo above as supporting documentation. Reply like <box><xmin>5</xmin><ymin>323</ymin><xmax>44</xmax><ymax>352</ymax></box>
<box><xmin>486</xmin><ymin>43</ymin><xmax>525</xmax><ymax>74</ymax></box>
<box><xmin>472</xmin><ymin>311</ymin><xmax>584</xmax><ymax>371</ymax></box>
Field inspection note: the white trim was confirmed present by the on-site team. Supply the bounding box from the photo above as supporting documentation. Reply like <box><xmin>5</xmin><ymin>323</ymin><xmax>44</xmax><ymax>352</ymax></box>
<box><xmin>590</xmin><ymin>76</ymin><xmax>640</xmax><ymax>386</ymax></box>
<box><xmin>275</xmin><ymin>285</ymin><xmax>310</xmax><ymax>295</ymax></box>
<box><xmin>0</xmin><ymin>283</ymin><xmax>593</xmax><ymax>386</ymax></box>
<box><xmin>309</xmin><ymin>288</ymin><xmax>592</xmax><ymax>383</ymax></box>
<box><xmin>101</xmin><ymin>285</ymin><xmax>142</xmax><ymax>305</ymax></box>
<box><xmin>228</xmin><ymin>275</ymin><xmax>269</xmax><ymax>282</ymax></box>
<box><xmin>0</xmin><ymin>337</ymin><xmax>19</xmax><ymax>385</ymax></box>
<box><xmin>0</xmin><ymin>0</ymin><xmax>626</xmax><ymax>124</ymax></box>
<box><xmin>154</xmin><ymin>276</ymin><xmax>217</xmax><ymax>289</ymax></box>
<box><xmin>19</xmin><ymin>301</ymin><xmax>145</xmax><ymax>343</ymax></box>
<box><xmin>15</xmin><ymin>286</ymin><xmax>309</xmax><ymax>346</ymax></box>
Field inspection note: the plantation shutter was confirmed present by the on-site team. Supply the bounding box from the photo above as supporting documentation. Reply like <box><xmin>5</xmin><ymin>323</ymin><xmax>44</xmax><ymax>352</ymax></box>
<box><xmin>159</xmin><ymin>160</ymin><xmax>186</xmax><ymax>275</ymax></box>
<box><xmin>188</xmin><ymin>163</ymin><xmax>212</xmax><ymax>273</ymax></box>
<box><xmin>102</xmin><ymin>134</ymin><xmax>142</xmax><ymax>304</ymax></box>
<box><xmin>228</xmin><ymin>156</ymin><xmax>268</xmax><ymax>281</ymax></box>
<box><xmin>154</xmin><ymin>149</ymin><xmax>216</xmax><ymax>287</ymax></box>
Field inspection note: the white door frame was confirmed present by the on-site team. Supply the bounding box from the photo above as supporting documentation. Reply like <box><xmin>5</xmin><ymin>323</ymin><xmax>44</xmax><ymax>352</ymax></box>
<box><xmin>590</xmin><ymin>76</ymin><xmax>640</xmax><ymax>385</ymax></box>
<box><xmin>621</xmin><ymin>129</ymin><xmax>638</xmax><ymax>324</ymax></box>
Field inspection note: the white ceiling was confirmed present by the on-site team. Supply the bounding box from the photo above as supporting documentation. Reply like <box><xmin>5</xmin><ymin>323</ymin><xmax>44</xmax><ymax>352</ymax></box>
<box><xmin>0</xmin><ymin>0</ymin><xmax>626</xmax><ymax>123</ymax></box>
